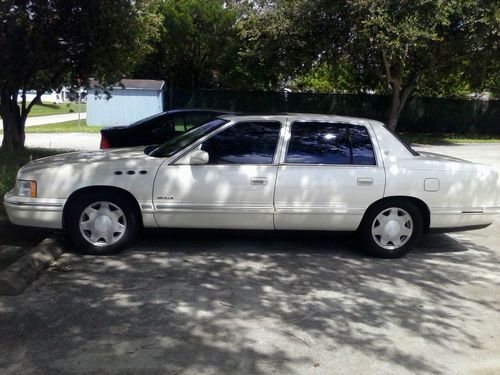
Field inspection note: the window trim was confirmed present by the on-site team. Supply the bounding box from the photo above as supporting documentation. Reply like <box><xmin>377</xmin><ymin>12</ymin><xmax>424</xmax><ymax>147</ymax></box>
<box><xmin>170</xmin><ymin>120</ymin><xmax>285</xmax><ymax>166</ymax></box>
<box><xmin>282</xmin><ymin>120</ymin><xmax>380</xmax><ymax>167</ymax></box>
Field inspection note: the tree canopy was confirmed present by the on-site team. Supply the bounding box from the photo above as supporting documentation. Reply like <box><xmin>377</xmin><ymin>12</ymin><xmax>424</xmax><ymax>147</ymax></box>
<box><xmin>0</xmin><ymin>0</ymin><xmax>153</xmax><ymax>151</ymax></box>
<box><xmin>1</xmin><ymin>0</ymin><xmax>498</xmax><ymax>149</ymax></box>
<box><xmin>134</xmin><ymin>0</ymin><xmax>240</xmax><ymax>89</ymax></box>
<box><xmin>238</xmin><ymin>0</ymin><xmax>500</xmax><ymax>128</ymax></box>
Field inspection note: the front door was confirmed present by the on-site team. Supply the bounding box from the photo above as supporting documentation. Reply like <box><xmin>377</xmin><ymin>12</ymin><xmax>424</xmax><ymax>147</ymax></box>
<box><xmin>153</xmin><ymin>120</ymin><xmax>283</xmax><ymax>229</ymax></box>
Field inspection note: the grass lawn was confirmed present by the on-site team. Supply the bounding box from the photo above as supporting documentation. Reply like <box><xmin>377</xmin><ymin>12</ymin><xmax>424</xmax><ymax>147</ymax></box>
<box><xmin>27</xmin><ymin>102</ymin><xmax>86</xmax><ymax>117</ymax></box>
<box><xmin>0</xmin><ymin>148</ymin><xmax>70</xmax><ymax>220</ymax></box>
<box><xmin>400</xmin><ymin>133</ymin><xmax>500</xmax><ymax>145</ymax></box>
<box><xmin>0</xmin><ymin>120</ymin><xmax>101</xmax><ymax>134</ymax></box>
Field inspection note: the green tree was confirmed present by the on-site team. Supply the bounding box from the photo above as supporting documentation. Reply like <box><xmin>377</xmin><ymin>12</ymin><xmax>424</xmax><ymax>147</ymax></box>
<box><xmin>0</xmin><ymin>0</ymin><xmax>153</xmax><ymax>152</ymax></box>
<box><xmin>244</xmin><ymin>0</ymin><xmax>499</xmax><ymax>129</ymax></box>
<box><xmin>134</xmin><ymin>0</ymin><xmax>239</xmax><ymax>89</ymax></box>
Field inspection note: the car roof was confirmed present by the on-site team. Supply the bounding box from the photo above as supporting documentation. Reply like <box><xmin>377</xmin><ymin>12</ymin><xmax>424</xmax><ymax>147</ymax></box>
<box><xmin>164</xmin><ymin>108</ymin><xmax>233</xmax><ymax>115</ymax></box>
<box><xmin>218</xmin><ymin>113</ymin><xmax>376</xmax><ymax>125</ymax></box>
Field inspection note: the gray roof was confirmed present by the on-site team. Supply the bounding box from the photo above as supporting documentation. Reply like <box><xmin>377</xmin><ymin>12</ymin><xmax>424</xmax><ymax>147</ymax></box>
<box><xmin>119</xmin><ymin>79</ymin><xmax>165</xmax><ymax>90</ymax></box>
<box><xmin>89</xmin><ymin>79</ymin><xmax>165</xmax><ymax>91</ymax></box>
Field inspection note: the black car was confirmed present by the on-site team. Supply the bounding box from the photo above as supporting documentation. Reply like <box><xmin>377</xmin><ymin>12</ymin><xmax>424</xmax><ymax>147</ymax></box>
<box><xmin>99</xmin><ymin>109</ymin><xmax>231</xmax><ymax>149</ymax></box>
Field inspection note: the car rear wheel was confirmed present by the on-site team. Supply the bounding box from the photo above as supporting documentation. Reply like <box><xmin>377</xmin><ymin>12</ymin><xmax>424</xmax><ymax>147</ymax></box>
<box><xmin>67</xmin><ymin>192</ymin><xmax>139</xmax><ymax>255</ymax></box>
<box><xmin>360</xmin><ymin>199</ymin><xmax>423</xmax><ymax>258</ymax></box>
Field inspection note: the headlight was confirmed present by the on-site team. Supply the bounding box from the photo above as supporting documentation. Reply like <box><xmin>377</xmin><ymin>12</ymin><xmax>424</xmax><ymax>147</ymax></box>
<box><xmin>17</xmin><ymin>180</ymin><xmax>37</xmax><ymax>197</ymax></box>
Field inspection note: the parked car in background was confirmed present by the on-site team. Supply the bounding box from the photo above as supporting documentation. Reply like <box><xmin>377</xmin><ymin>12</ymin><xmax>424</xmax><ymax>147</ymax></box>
<box><xmin>5</xmin><ymin>114</ymin><xmax>500</xmax><ymax>258</ymax></box>
<box><xmin>99</xmin><ymin>109</ymin><xmax>231</xmax><ymax>148</ymax></box>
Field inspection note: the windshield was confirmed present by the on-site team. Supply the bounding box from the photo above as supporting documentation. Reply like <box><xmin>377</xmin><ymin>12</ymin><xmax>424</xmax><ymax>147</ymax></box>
<box><xmin>148</xmin><ymin>119</ymin><xmax>228</xmax><ymax>157</ymax></box>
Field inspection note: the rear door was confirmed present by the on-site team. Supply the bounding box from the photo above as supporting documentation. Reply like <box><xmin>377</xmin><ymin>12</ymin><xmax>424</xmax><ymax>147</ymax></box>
<box><xmin>274</xmin><ymin>121</ymin><xmax>385</xmax><ymax>230</ymax></box>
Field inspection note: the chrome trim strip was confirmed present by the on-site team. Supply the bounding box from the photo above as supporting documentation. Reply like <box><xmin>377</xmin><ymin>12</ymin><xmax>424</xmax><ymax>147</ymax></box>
<box><xmin>276</xmin><ymin>207</ymin><xmax>365</xmax><ymax>214</ymax></box>
<box><xmin>431</xmin><ymin>207</ymin><xmax>500</xmax><ymax>215</ymax></box>
<box><xmin>4</xmin><ymin>200</ymin><xmax>63</xmax><ymax>208</ymax></box>
<box><xmin>155</xmin><ymin>204</ymin><xmax>273</xmax><ymax>213</ymax></box>
<box><xmin>485</xmin><ymin>206</ymin><xmax>500</xmax><ymax>211</ymax></box>
<box><xmin>155</xmin><ymin>203</ymin><xmax>365</xmax><ymax>215</ymax></box>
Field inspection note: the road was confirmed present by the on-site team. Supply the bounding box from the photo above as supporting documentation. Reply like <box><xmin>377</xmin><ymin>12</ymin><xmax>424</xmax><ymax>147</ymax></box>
<box><xmin>0</xmin><ymin>143</ymin><xmax>499</xmax><ymax>374</ymax></box>
<box><xmin>24</xmin><ymin>132</ymin><xmax>99</xmax><ymax>151</ymax></box>
<box><xmin>0</xmin><ymin>132</ymin><xmax>99</xmax><ymax>151</ymax></box>
<box><xmin>0</xmin><ymin>112</ymin><xmax>87</xmax><ymax>128</ymax></box>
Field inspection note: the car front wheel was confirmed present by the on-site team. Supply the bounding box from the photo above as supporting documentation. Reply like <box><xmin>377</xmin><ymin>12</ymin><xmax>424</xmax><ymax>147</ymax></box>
<box><xmin>66</xmin><ymin>192</ymin><xmax>139</xmax><ymax>255</ymax></box>
<box><xmin>360</xmin><ymin>199</ymin><xmax>423</xmax><ymax>258</ymax></box>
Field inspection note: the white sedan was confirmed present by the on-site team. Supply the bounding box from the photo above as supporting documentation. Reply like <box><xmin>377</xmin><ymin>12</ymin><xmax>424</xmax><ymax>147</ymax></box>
<box><xmin>4</xmin><ymin>114</ymin><xmax>500</xmax><ymax>258</ymax></box>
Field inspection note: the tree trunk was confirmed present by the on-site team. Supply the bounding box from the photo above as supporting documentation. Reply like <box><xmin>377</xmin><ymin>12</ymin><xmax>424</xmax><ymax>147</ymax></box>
<box><xmin>0</xmin><ymin>90</ymin><xmax>25</xmax><ymax>152</ymax></box>
<box><xmin>386</xmin><ymin>81</ymin><xmax>402</xmax><ymax>131</ymax></box>
<box><xmin>385</xmin><ymin>76</ymin><xmax>419</xmax><ymax>131</ymax></box>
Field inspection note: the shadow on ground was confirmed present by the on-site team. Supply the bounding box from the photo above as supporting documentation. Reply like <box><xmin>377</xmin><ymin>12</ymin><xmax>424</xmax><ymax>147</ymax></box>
<box><xmin>1</xmin><ymin>229</ymin><xmax>499</xmax><ymax>374</ymax></box>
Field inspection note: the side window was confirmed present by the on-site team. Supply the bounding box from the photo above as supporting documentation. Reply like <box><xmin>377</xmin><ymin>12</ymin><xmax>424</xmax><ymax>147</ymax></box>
<box><xmin>201</xmin><ymin>121</ymin><xmax>281</xmax><ymax>164</ymax></box>
<box><xmin>151</xmin><ymin>116</ymin><xmax>174</xmax><ymax>138</ymax></box>
<box><xmin>286</xmin><ymin>122</ymin><xmax>376</xmax><ymax>165</ymax></box>
<box><xmin>286</xmin><ymin>122</ymin><xmax>351</xmax><ymax>164</ymax></box>
<box><xmin>184</xmin><ymin>113</ymin><xmax>215</xmax><ymax>131</ymax></box>
<box><xmin>172</xmin><ymin>114</ymin><xmax>186</xmax><ymax>132</ymax></box>
<box><xmin>350</xmin><ymin>126</ymin><xmax>376</xmax><ymax>165</ymax></box>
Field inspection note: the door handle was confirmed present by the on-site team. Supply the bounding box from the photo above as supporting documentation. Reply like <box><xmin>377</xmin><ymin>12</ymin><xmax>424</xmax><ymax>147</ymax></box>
<box><xmin>250</xmin><ymin>177</ymin><xmax>268</xmax><ymax>185</ymax></box>
<box><xmin>357</xmin><ymin>178</ymin><xmax>373</xmax><ymax>186</ymax></box>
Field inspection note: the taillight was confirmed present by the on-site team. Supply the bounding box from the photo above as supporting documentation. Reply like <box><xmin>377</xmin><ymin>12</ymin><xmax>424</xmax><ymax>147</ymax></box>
<box><xmin>100</xmin><ymin>134</ymin><xmax>110</xmax><ymax>149</ymax></box>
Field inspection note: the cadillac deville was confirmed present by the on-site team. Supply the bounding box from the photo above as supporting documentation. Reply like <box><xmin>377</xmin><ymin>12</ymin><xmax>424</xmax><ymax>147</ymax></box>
<box><xmin>4</xmin><ymin>115</ymin><xmax>500</xmax><ymax>258</ymax></box>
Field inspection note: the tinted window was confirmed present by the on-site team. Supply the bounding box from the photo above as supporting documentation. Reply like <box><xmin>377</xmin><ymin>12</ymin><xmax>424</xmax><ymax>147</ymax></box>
<box><xmin>286</xmin><ymin>122</ymin><xmax>375</xmax><ymax>165</ymax></box>
<box><xmin>184</xmin><ymin>113</ymin><xmax>215</xmax><ymax>131</ymax></box>
<box><xmin>151</xmin><ymin>117</ymin><xmax>174</xmax><ymax>138</ymax></box>
<box><xmin>150</xmin><ymin>119</ymin><xmax>228</xmax><ymax>157</ymax></box>
<box><xmin>350</xmin><ymin>126</ymin><xmax>376</xmax><ymax>165</ymax></box>
<box><xmin>286</xmin><ymin>122</ymin><xmax>351</xmax><ymax>164</ymax></box>
<box><xmin>201</xmin><ymin>122</ymin><xmax>281</xmax><ymax>164</ymax></box>
<box><xmin>171</xmin><ymin>114</ymin><xmax>186</xmax><ymax>132</ymax></box>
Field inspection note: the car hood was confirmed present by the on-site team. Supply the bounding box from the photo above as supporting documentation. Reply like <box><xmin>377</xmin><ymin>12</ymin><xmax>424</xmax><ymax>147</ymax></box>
<box><xmin>20</xmin><ymin>147</ymin><xmax>156</xmax><ymax>173</ymax></box>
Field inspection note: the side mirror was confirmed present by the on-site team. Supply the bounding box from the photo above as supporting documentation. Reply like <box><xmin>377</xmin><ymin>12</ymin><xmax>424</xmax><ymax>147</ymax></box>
<box><xmin>189</xmin><ymin>149</ymin><xmax>209</xmax><ymax>165</ymax></box>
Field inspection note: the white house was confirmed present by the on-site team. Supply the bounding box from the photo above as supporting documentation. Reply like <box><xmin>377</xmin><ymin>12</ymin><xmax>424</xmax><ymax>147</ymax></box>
<box><xmin>87</xmin><ymin>79</ymin><xmax>165</xmax><ymax>127</ymax></box>
<box><xmin>21</xmin><ymin>88</ymin><xmax>72</xmax><ymax>103</ymax></box>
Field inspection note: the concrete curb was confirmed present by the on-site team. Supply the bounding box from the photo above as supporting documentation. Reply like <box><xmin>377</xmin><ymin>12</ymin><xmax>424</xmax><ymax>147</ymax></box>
<box><xmin>0</xmin><ymin>245</ymin><xmax>30</xmax><ymax>262</ymax></box>
<box><xmin>0</xmin><ymin>238</ymin><xmax>64</xmax><ymax>296</ymax></box>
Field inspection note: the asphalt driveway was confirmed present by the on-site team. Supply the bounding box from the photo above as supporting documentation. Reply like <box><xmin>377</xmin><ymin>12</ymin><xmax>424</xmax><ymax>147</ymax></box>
<box><xmin>0</xmin><ymin>143</ymin><xmax>499</xmax><ymax>374</ymax></box>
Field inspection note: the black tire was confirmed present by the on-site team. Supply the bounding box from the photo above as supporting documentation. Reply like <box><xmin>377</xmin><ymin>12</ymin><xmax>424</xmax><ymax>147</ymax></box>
<box><xmin>359</xmin><ymin>199</ymin><xmax>423</xmax><ymax>258</ymax></box>
<box><xmin>66</xmin><ymin>191</ymin><xmax>139</xmax><ymax>255</ymax></box>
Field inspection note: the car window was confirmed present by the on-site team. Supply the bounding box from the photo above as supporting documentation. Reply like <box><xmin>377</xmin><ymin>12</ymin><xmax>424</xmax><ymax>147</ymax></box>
<box><xmin>171</xmin><ymin>114</ymin><xmax>186</xmax><ymax>132</ymax></box>
<box><xmin>286</xmin><ymin>122</ymin><xmax>376</xmax><ymax>165</ymax></box>
<box><xmin>128</xmin><ymin>112</ymin><xmax>167</xmax><ymax>128</ymax></box>
<box><xmin>184</xmin><ymin>113</ymin><xmax>215</xmax><ymax>131</ymax></box>
<box><xmin>151</xmin><ymin>117</ymin><xmax>174</xmax><ymax>137</ymax></box>
<box><xmin>349</xmin><ymin>126</ymin><xmax>376</xmax><ymax>165</ymax></box>
<box><xmin>150</xmin><ymin>119</ymin><xmax>228</xmax><ymax>157</ymax></box>
<box><xmin>201</xmin><ymin>121</ymin><xmax>281</xmax><ymax>164</ymax></box>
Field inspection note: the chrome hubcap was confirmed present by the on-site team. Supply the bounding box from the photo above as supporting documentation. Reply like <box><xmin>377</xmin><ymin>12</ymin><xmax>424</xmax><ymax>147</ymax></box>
<box><xmin>79</xmin><ymin>201</ymin><xmax>126</xmax><ymax>247</ymax></box>
<box><xmin>371</xmin><ymin>207</ymin><xmax>413</xmax><ymax>250</ymax></box>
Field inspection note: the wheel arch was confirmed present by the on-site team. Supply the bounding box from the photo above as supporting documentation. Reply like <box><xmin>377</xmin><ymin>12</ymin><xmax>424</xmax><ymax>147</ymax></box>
<box><xmin>62</xmin><ymin>186</ymin><xmax>143</xmax><ymax>230</ymax></box>
<box><xmin>359</xmin><ymin>196</ymin><xmax>431</xmax><ymax>232</ymax></box>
